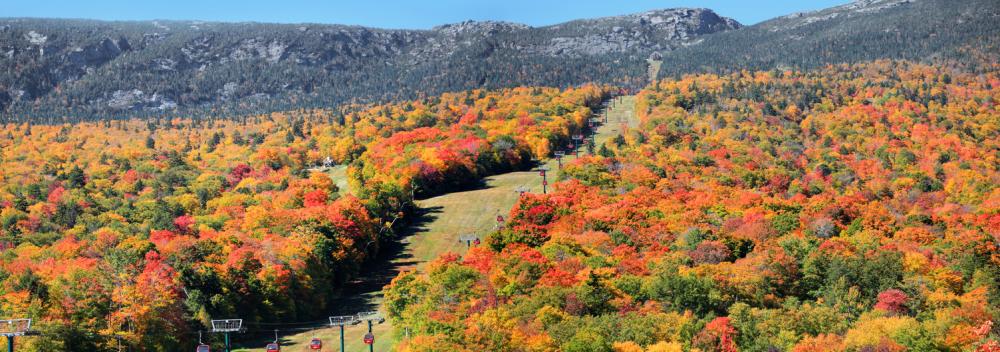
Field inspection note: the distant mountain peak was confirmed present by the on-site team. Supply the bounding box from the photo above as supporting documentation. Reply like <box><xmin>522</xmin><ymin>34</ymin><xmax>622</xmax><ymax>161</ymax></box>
<box><xmin>556</xmin><ymin>7</ymin><xmax>740</xmax><ymax>28</ymax></box>
<box><xmin>631</xmin><ymin>7</ymin><xmax>741</xmax><ymax>27</ymax></box>
<box><xmin>433</xmin><ymin>20</ymin><xmax>530</xmax><ymax>30</ymax></box>
<box><xmin>432</xmin><ymin>20</ymin><xmax>531</xmax><ymax>35</ymax></box>
<box><xmin>777</xmin><ymin>0</ymin><xmax>917</xmax><ymax>26</ymax></box>
<box><xmin>534</xmin><ymin>8</ymin><xmax>740</xmax><ymax>57</ymax></box>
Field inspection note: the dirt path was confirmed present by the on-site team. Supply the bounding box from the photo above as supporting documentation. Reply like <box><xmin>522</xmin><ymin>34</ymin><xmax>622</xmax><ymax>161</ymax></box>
<box><xmin>235</xmin><ymin>97</ymin><xmax>637</xmax><ymax>351</ymax></box>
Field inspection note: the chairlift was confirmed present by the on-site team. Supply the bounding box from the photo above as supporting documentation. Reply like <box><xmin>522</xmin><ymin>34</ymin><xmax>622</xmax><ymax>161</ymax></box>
<box><xmin>309</xmin><ymin>338</ymin><xmax>323</xmax><ymax>350</ymax></box>
<box><xmin>514</xmin><ymin>185</ymin><xmax>530</xmax><ymax>195</ymax></box>
<box><xmin>195</xmin><ymin>330</ymin><xmax>210</xmax><ymax>352</ymax></box>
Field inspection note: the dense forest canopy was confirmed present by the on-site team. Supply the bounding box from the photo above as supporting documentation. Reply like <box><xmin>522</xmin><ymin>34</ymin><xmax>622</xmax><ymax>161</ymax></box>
<box><xmin>385</xmin><ymin>61</ymin><xmax>1000</xmax><ymax>352</ymax></box>
<box><xmin>0</xmin><ymin>85</ymin><xmax>608</xmax><ymax>350</ymax></box>
<box><xmin>0</xmin><ymin>1</ymin><xmax>998</xmax><ymax>351</ymax></box>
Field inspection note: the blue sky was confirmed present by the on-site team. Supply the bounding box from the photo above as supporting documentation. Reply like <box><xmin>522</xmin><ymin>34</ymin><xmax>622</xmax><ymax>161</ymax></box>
<box><xmin>4</xmin><ymin>0</ymin><xmax>851</xmax><ymax>28</ymax></box>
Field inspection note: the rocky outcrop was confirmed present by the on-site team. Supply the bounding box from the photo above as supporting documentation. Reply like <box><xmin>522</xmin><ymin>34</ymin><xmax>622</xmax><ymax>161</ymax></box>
<box><xmin>771</xmin><ymin>0</ymin><xmax>918</xmax><ymax>32</ymax></box>
<box><xmin>66</xmin><ymin>37</ymin><xmax>129</xmax><ymax>67</ymax></box>
<box><xmin>531</xmin><ymin>8</ymin><xmax>740</xmax><ymax>57</ymax></box>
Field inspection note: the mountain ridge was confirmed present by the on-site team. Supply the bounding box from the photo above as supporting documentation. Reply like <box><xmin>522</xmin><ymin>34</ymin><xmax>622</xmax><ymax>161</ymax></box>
<box><xmin>656</xmin><ymin>0</ymin><xmax>1000</xmax><ymax>77</ymax></box>
<box><xmin>2</xmin><ymin>0</ymin><xmax>999</xmax><ymax>121</ymax></box>
<box><xmin>0</xmin><ymin>8</ymin><xmax>739</xmax><ymax>120</ymax></box>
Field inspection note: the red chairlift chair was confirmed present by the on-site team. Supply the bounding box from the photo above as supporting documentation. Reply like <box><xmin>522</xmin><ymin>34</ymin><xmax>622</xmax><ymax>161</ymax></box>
<box><xmin>309</xmin><ymin>338</ymin><xmax>323</xmax><ymax>350</ymax></box>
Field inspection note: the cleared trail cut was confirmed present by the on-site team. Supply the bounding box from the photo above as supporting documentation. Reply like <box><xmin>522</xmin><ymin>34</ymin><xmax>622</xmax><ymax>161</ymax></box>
<box><xmin>236</xmin><ymin>96</ymin><xmax>637</xmax><ymax>351</ymax></box>
<box><xmin>647</xmin><ymin>58</ymin><xmax>663</xmax><ymax>83</ymax></box>
<box><xmin>327</xmin><ymin>165</ymin><xmax>352</xmax><ymax>196</ymax></box>
<box><xmin>595</xmin><ymin>95</ymin><xmax>640</xmax><ymax>148</ymax></box>
<box><xmin>402</xmin><ymin>94</ymin><xmax>640</xmax><ymax>270</ymax></box>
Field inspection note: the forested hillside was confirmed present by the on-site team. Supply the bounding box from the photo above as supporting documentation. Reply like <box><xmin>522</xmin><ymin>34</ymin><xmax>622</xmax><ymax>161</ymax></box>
<box><xmin>0</xmin><ymin>1</ymin><xmax>998</xmax><ymax>351</ymax></box>
<box><xmin>384</xmin><ymin>61</ymin><xmax>1000</xmax><ymax>351</ymax></box>
<box><xmin>0</xmin><ymin>9</ymin><xmax>721</xmax><ymax>120</ymax></box>
<box><xmin>657</xmin><ymin>0</ymin><xmax>1000</xmax><ymax>76</ymax></box>
<box><xmin>2</xmin><ymin>0</ymin><xmax>999</xmax><ymax>121</ymax></box>
<box><xmin>0</xmin><ymin>85</ymin><xmax>608</xmax><ymax>350</ymax></box>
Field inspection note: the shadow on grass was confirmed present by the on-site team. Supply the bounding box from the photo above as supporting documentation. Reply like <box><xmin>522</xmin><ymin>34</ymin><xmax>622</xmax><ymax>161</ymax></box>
<box><xmin>411</xmin><ymin>159</ymin><xmax>549</xmax><ymax>201</ymax></box>
<box><xmin>413</xmin><ymin>178</ymin><xmax>490</xmax><ymax>201</ymax></box>
<box><xmin>229</xmin><ymin>206</ymin><xmax>443</xmax><ymax>350</ymax></box>
<box><xmin>333</xmin><ymin>205</ymin><xmax>443</xmax><ymax>313</ymax></box>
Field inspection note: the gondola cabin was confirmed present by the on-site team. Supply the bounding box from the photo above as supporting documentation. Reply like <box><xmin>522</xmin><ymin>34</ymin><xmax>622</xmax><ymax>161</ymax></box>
<box><xmin>265</xmin><ymin>342</ymin><xmax>280</xmax><ymax>352</ymax></box>
<box><xmin>196</xmin><ymin>344</ymin><xmax>210</xmax><ymax>352</ymax></box>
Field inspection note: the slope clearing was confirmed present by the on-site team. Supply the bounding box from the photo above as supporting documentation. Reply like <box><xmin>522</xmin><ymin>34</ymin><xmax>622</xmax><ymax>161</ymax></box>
<box><xmin>235</xmin><ymin>97</ymin><xmax>637</xmax><ymax>351</ymax></box>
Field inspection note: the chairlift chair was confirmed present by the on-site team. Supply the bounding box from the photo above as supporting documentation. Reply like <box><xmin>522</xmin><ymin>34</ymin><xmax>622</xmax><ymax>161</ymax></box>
<box><xmin>309</xmin><ymin>338</ymin><xmax>323</xmax><ymax>350</ymax></box>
